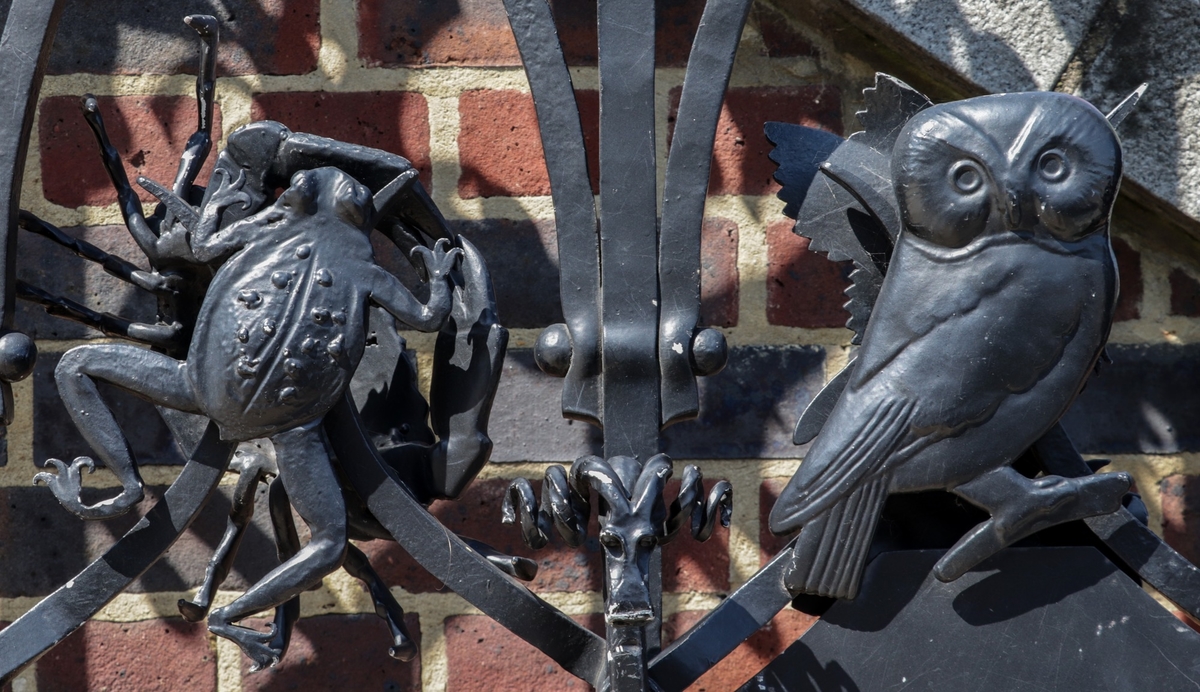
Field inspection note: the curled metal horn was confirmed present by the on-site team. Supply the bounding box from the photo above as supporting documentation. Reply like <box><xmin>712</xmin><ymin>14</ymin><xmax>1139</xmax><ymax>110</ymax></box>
<box><xmin>543</xmin><ymin>464</ymin><xmax>588</xmax><ymax>547</ymax></box>
<box><xmin>503</xmin><ymin>465</ymin><xmax>590</xmax><ymax>549</ymax></box>
<box><xmin>571</xmin><ymin>455</ymin><xmax>632</xmax><ymax>516</ymax></box>
<box><xmin>664</xmin><ymin>464</ymin><xmax>734</xmax><ymax>543</ymax></box>
<box><xmin>502</xmin><ymin>478</ymin><xmax>549</xmax><ymax>549</ymax></box>
<box><xmin>632</xmin><ymin>454</ymin><xmax>673</xmax><ymax>528</ymax></box>
<box><xmin>694</xmin><ymin>479</ymin><xmax>733</xmax><ymax>542</ymax></box>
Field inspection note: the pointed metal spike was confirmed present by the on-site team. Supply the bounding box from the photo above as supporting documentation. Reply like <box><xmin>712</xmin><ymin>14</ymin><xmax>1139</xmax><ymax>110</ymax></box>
<box><xmin>137</xmin><ymin>175</ymin><xmax>199</xmax><ymax>231</ymax></box>
<box><xmin>1106</xmin><ymin>83</ymin><xmax>1148</xmax><ymax>127</ymax></box>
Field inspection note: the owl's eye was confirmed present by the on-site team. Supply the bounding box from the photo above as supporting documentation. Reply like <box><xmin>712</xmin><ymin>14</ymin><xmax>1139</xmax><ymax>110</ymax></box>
<box><xmin>1038</xmin><ymin>150</ymin><xmax>1069</xmax><ymax>182</ymax></box>
<box><xmin>949</xmin><ymin>161</ymin><xmax>984</xmax><ymax>194</ymax></box>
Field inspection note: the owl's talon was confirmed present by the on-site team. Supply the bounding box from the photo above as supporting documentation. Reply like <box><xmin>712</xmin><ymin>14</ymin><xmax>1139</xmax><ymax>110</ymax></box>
<box><xmin>34</xmin><ymin>456</ymin><xmax>142</xmax><ymax>520</ymax></box>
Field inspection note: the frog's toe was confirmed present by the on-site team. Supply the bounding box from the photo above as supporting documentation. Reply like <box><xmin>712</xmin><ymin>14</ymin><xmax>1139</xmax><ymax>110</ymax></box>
<box><xmin>209</xmin><ymin>615</ymin><xmax>281</xmax><ymax>672</ymax></box>
<box><xmin>34</xmin><ymin>457</ymin><xmax>143</xmax><ymax>520</ymax></box>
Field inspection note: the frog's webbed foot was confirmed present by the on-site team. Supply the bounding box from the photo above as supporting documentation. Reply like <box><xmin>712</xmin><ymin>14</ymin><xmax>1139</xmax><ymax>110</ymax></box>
<box><xmin>33</xmin><ymin>457</ymin><xmax>145</xmax><ymax>520</ymax></box>
<box><xmin>209</xmin><ymin>611</ymin><xmax>282</xmax><ymax>672</ymax></box>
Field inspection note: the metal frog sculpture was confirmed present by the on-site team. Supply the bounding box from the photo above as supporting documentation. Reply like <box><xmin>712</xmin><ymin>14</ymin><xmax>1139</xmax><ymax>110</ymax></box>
<box><xmin>19</xmin><ymin>16</ymin><xmax>514</xmax><ymax>671</ymax></box>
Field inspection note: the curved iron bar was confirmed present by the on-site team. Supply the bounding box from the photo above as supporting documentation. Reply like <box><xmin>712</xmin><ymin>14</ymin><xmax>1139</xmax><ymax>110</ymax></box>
<box><xmin>657</xmin><ymin>0</ymin><xmax>754</xmax><ymax>426</ymax></box>
<box><xmin>0</xmin><ymin>424</ymin><xmax>236</xmax><ymax>683</ymax></box>
<box><xmin>0</xmin><ymin>0</ymin><xmax>66</xmax><ymax>424</ymax></box>
<box><xmin>501</xmin><ymin>0</ymin><xmax>602</xmax><ymax>425</ymax></box>
<box><xmin>324</xmin><ymin>394</ymin><xmax>609</xmax><ymax>688</ymax></box>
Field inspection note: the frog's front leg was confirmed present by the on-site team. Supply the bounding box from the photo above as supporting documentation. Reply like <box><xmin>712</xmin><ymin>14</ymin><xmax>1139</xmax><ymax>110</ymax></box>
<box><xmin>35</xmin><ymin>344</ymin><xmax>203</xmax><ymax>519</ymax></box>
<box><xmin>369</xmin><ymin>238</ymin><xmax>461</xmax><ymax>332</ymax></box>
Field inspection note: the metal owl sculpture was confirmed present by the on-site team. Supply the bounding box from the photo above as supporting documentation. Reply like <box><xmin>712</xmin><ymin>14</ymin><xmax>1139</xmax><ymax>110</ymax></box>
<box><xmin>765</xmin><ymin>75</ymin><xmax>1146</xmax><ymax>600</ymax></box>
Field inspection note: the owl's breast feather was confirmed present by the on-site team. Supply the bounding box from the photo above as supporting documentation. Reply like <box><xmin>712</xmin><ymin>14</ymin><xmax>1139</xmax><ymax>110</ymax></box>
<box><xmin>852</xmin><ymin>230</ymin><xmax>1115</xmax><ymax>437</ymax></box>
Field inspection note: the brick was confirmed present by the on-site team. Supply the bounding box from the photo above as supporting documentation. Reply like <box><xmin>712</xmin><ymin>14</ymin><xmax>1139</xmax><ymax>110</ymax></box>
<box><xmin>749</xmin><ymin>3</ymin><xmax>817</xmax><ymax>58</ymax></box>
<box><xmin>1112</xmin><ymin>237</ymin><xmax>1141</xmax><ymax>321</ymax></box>
<box><xmin>251</xmin><ymin>92</ymin><xmax>432</xmax><ymax>190</ymax></box>
<box><xmin>357</xmin><ymin>477</ymin><xmax>603</xmax><ymax>594</ymax></box>
<box><xmin>458</xmin><ymin>89</ymin><xmax>599</xmax><ymax>198</ymax></box>
<box><xmin>37</xmin><ymin>619</ymin><xmax>215</xmax><ymax>691</ymax></box>
<box><xmin>359</xmin><ymin>0</ymin><xmax>703</xmax><ymax>68</ymax></box>
<box><xmin>0</xmin><ymin>482</ymin><xmax>282</xmax><ymax>597</ymax></box>
<box><xmin>48</xmin><ymin>0</ymin><xmax>319</xmax><ymax>76</ymax></box>
<box><xmin>444</xmin><ymin>613</ymin><xmax>603</xmax><ymax>691</ymax></box>
<box><xmin>662</xmin><ymin>346</ymin><xmax>826</xmax><ymax>458</ymax></box>
<box><xmin>766</xmin><ymin>220</ymin><xmax>853</xmax><ymax>328</ymax></box>
<box><xmin>468</xmin><ymin>346</ymin><xmax>824</xmax><ymax>462</ymax></box>
<box><xmin>1063</xmin><ymin>343</ymin><xmax>1200</xmax><ymax>453</ymax></box>
<box><xmin>1161</xmin><ymin>475</ymin><xmax>1200</xmax><ymax>566</ymax></box>
<box><xmin>16</xmin><ymin>225</ymin><xmax>156</xmax><ymax>340</ymax></box>
<box><xmin>664</xmin><ymin>608</ymin><xmax>816</xmax><ymax>691</ymax></box>
<box><xmin>701</xmin><ymin>218</ymin><xmax>739</xmax><ymax>328</ymax></box>
<box><xmin>759</xmin><ymin>478</ymin><xmax>795</xmax><ymax>566</ymax></box>
<box><xmin>40</xmin><ymin>95</ymin><xmax>223</xmax><ymax>208</ymax></box>
<box><xmin>1170</xmin><ymin>267</ymin><xmax>1200</xmax><ymax>317</ymax></box>
<box><xmin>241</xmin><ymin>614</ymin><xmax>421</xmax><ymax>690</ymax></box>
<box><xmin>670</xmin><ymin>86</ymin><xmax>842</xmax><ymax>196</ymax></box>
<box><xmin>484</xmin><ymin>349</ymin><xmax>605</xmax><ymax>462</ymax></box>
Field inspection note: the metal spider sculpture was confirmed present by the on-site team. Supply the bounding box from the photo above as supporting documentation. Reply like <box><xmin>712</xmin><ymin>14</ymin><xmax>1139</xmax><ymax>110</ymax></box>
<box><xmin>21</xmin><ymin>15</ymin><xmax>523</xmax><ymax>670</ymax></box>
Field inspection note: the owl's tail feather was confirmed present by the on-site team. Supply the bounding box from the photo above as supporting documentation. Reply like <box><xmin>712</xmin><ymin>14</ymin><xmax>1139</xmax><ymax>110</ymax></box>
<box><xmin>783</xmin><ymin>474</ymin><xmax>888</xmax><ymax>600</ymax></box>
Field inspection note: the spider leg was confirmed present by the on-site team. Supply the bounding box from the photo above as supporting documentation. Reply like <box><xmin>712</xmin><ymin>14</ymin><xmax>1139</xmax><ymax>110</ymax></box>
<box><xmin>79</xmin><ymin>95</ymin><xmax>163</xmax><ymax>264</ymax></box>
<box><xmin>343</xmin><ymin>542</ymin><xmax>419</xmax><ymax>661</ymax></box>
<box><xmin>18</xmin><ymin>211</ymin><xmax>180</xmax><ymax>294</ymax></box>
<box><xmin>16</xmin><ymin>281</ymin><xmax>182</xmax><ymax>348</ymax></box>
<box><xmin>179</xmin><ymin>444</ymin><xmax>275</xmax><ymax>622</ymax></box>
<box><xmin>266</xmin><ymin>474</ymin><xmax>301</xmax><ymax>659</ymax></box>
<box><xmin>171</xmin><ymin>15</ymin><xmax>218</xmax><ymax>205</ymax></box>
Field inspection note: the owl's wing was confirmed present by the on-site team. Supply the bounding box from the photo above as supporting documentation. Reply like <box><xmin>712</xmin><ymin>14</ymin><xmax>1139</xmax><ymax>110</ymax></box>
<box><xmin>765</xmin><ymin>73</ymin><xmax>931</xmax><ymax>344</ymax></box>
<box><xmin>774</xmin><ymin>237</ymin><xmax>1104</xmax><ymax>532</ymax></box>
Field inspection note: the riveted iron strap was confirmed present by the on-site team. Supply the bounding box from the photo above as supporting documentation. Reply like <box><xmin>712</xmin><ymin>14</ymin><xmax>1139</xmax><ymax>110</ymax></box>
<box><xmin>502</xmin><ymin>0</ymin><xmax>602</xmax><ymax>425</ymax></box>
<box><xmin>658</xmin><ymin>0</ymin><xmax>753</xmax><ymax>427</ymax></box>
<box><xmin>597</xmin><ymin>0</ymin><xmax>661</xmax><ymax>462</ymax></box>
<box><xmin>325</xmin><ymin>396</ymin><xmax>608</xmax><ymax>688</ymax></box>
<box><xmin>1034</xmin><ymin>423</ymin><xmax>1200</xmax><ymax>620</ymax></box>
<box><xmin>648</xmin><ymin>539</ymin><xmax>796</xmax><ymax>691</ymax></box>
<box><xmin>0</xmin><ymin>425</ymin><xmax>235</xmax><ymax>684</ymax></box>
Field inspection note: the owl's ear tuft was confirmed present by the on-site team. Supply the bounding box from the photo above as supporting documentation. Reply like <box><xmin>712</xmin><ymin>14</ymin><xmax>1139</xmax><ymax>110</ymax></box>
<box><xmin>856</xmin><ymin>74</ymin><xmax>934</xmax><ymax>152</ymax></box>
<box><xmin>1105</xmin><ymin>83</ymin><xmax>1148</xmax><ymax>129</ymax></box>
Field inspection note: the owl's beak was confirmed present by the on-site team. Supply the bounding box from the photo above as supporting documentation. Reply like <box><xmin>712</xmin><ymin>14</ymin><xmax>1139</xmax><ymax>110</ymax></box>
<box><xmin>1004</xmin><ymin>188</ymin><xmax>1024</xmax><ymax>229</ymax></box>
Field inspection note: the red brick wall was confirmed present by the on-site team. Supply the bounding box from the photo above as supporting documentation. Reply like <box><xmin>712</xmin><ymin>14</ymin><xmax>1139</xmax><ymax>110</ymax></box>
<box><xmin>5</xmin><ymin>1</ymin><xmax>1198</xmax><ymax>691</ymax></box>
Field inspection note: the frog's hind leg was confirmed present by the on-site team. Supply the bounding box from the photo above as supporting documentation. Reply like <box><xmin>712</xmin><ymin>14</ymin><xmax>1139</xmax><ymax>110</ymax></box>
<box><xmin>209</xmin><ymin>420</ymin><xmax>348</xmax><ymax>671</ymax></box>
<box><xmin>35</xmin><ymin>344</ymin><xmax>200</xmax><ymax>519</ymax></box>
<box><xmin>342</xmin><ymin>543</ymin><xmax>419</xmax><ymax>661</ymax></box>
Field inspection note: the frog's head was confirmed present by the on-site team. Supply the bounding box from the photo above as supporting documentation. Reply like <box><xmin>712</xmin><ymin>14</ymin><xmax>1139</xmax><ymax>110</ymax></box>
<box><xmin>278</xmin><ymin>167</ymin><xmax>374</xmax><ymax>232</ymax></box>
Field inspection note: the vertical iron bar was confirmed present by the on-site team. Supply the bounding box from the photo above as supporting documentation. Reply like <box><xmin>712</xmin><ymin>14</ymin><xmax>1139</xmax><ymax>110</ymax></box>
<box><xmin>598</xmin><ymin>0</ymin><xmax>661</xmax><ymax>461</ymax></box>
<box><xmin>598</xmin><ymin>0</ymin><xmax>660</xmax><ymax>685</ymax></box>
<box><xmin>503</xmin><ymin>0</ymin><xmax>603</xmax><ymax>425</ymax></box>
<box><xmin>658</xmin><ymin>0</ymin><xmax>753</xmax><ymax>426</ymax></box>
